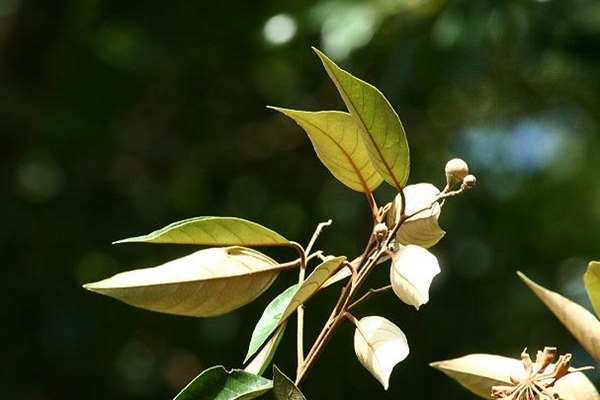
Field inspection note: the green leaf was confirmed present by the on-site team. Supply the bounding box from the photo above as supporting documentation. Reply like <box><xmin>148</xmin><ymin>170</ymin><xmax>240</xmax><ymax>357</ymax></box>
<box><xmin>518</xmin><ymin>271</ymin><xmax>600</xmax><ymax>362</ymax></box>
<box><xmin>584</xmin><ymin>261</ymin><xmax>600</xmax><ymax>318</ymax></box>
<box><xmin>244</xmin><ymin>256</ymin><xmax>346</xmax><ymax>362</ymax></box>
<box><xmin>83</xmin><ymin>247</ymin><xmax>289</xmax><ymax>317</ymax></box>
<box><xmin>173</xmin><ymin>365</ymin><xmax>272</xmax><ymax>400</ymax></box>
<box><xmin>245</xmin><ymin>285</ymin><xmax>299</xmax><ymax>363</ymax></box>
<box><xmin>244</xmin><ymin>325</ymin><xmax>286</xmax><ymax>376</ymax></box>
<box><xmin>314</xmin><ymin>47</ymin><xmax>410</xmax><ymax>190</ymax></box>
<box><xmin>272</xmin><ymin>365</ymin><xmax>307</xmax><ymax>400</ymax></box>
<box><xmin>270</xmin><ymin>107</ymin><xmax>382</xmax><ymax>192</ymax></box>
<box><xmin>279</xmin><ymin>256</ymin><xmax>346</xmax><ymax>322</ymax></box>
<box><xmin>114</xmin><ymin>216</ymin><xmax>289</xmax><ymax>246</ymax></box>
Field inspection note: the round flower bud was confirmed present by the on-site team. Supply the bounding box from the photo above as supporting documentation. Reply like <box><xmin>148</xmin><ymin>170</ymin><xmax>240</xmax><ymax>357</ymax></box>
<box><xmin>445</xmin><ymin>158</ymin><xmax>469</xmax><ymax>187</ymax></box>
<box><xmin>373</xmin><ymin>223</ymin><xmax>388</xmax><ymax>240</ymax></box>
<box><xmin>462</xmin><ymin>174</ymin><xmax>477</xmax><ymax>188</ymax></box>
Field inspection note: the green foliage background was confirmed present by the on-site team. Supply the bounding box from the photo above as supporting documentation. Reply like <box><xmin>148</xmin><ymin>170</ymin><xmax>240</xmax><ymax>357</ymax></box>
<box><xmin>2</xmin><ymin>0</ymin><xmax>600</xmax><ymax>399</ymax></box>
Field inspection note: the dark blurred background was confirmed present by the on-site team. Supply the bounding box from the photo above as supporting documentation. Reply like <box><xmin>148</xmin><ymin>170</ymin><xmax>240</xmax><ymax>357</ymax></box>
<box><xmin>2</xmin><ymin>0</ymin><xmax>600</xmax><ymax>399</ymax></box>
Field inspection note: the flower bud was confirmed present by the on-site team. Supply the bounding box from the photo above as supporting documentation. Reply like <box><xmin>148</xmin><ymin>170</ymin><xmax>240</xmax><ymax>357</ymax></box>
<box><xmin>462</xmin><ymin>174</ymin><xmax>476</xmax><ymax>189</ymax></box>
<box><xmin>373</xmin><ymin>223</ymin><xmax>388</xmax><ymax>240</ymax></box>
<box><xmin>445</xmin><ymin>158</ymin><xmax>469</xmax><ymax>187</ymax></box>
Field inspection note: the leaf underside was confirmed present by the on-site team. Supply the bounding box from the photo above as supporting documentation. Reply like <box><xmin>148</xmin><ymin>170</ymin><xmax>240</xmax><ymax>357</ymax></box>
<box><xmin>314</xmin><ymin>47</ymin><xmax>410</xmax><ymax>190</ymax></box>
<box><xmin>270</xmin><ymin>107</ymin><xmax>382</xmax><ymax>193</ymax></box>
<box><xmin>84</xmin><ymin>247</ymin><xmax>286</xmax><ymax>317</ymax></box>
<box><xmin>518</xmin><ymin>271</ymin><xmax>600</xmax><ymax>362</ymax></box>
<box><xmin>114</xmin><ymin>216</ymin><xmax>290</xmax><ymax>246</ymax></box>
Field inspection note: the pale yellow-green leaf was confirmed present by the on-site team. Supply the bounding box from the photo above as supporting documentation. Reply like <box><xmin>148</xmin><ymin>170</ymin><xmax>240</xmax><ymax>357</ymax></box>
<box><xmin>113</xmin><ymin>216</ymin><xmax>289</xmax><ymax>246</ymax></box>
<box><xmin>353</xmin><ymin>316</ymin><xmax>409</xmax><ymax>390</ymax></box>
<box><xmin>390</xmin><ymin>245</ymin><xmax>440</xmax><ymax>310</ymax></box>
<box><xmin>269</xmin><ymin>108</ymin><xmax>382</xmax><ymax>193</ymax></box>
<box><xmin>430</xmin><ymin>353</ymin><xmax>600</xmax><ymax>400</ymax></box>
<box><xmin>518</xmin><ymin>271</ymin><xmax>600</xmax><ymax>362</ymax></box>
<box><xmin>584</xmin><ymin>261</ymin><xmax>600</xmax><ymax>318</ymax></box>
<box><xmin>388</xmin><ymin>183</ymin><xmax>445</xmax><ymax>248</ymax></box>
<box><xmin>279</xmin><ymin>256</ymin><xmax>346</xmax><ymax>322</ymax></box>
<box><xmin>314</xmin><ymin>48</ymin><xmax>410</xmax><ymax>190</ymax></box>
<box><xmin>83</xmin><ymin>247</ymin><xmax>288</xmax><ymax>317</ymax></box>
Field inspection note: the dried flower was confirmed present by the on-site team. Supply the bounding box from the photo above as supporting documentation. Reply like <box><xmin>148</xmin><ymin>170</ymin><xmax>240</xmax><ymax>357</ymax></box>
<box><xmin>491</xmin><ymin>347</ymin><xmax>593</xmax><ymax>400</ymax></box>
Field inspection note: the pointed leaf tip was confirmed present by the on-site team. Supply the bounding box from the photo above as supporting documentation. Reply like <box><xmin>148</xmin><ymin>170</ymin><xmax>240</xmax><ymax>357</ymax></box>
<box><xmin>270</xmin><ymin>107</ymin><xmax>382</xmax><ymax>193</ymax></box>
<box><xmin>113</xmin><ymin>216</ymin><xmax>289</xmax><ymax>246</ymax></box>
<box><xmin>84</xmin><ymin>247</ymin><xmax>287</xmax><ymax>317</ymax></box>
<box><xmin>518</xmin><ymin>271</ymin><xmax>600</xmax><ymax>362</ymax></box>
<box><xmin>353</xmin><ymin>316</ymin><xmax>409</xmax><ymax>390</ymax></box>
<box><xmin>313</xmin><ymin>48</ymin><xmax>410</xmax><ymax>190</ymax></box>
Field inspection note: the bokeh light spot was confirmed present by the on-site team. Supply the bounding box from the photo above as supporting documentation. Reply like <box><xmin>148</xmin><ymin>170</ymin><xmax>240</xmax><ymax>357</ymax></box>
<box><xmin>263</xmin><ymin>14</ymin><xmax>297</xmax><ymax>45</ymax></box>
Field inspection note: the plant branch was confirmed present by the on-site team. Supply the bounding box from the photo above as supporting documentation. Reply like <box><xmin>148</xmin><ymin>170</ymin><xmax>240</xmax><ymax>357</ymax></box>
<box><xmin>348</xmin><ymin>285</ymin><xmax>393</xmax><ymax>310</ymax></box>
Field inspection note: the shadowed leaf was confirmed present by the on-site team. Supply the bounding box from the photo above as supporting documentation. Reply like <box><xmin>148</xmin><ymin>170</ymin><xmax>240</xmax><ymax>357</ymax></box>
<box><xmin>353</xmin><ymin>316</ymin><xmax>409</xmax><ymax>390</ymax></box>
<box><xmin>114</xmin><ymin>216</ymin><xmax>289</xmax><ymax>246</ymax></box>
<box><xmin>518</xmin><ymin>271</ymin><xmax>600</xmax><ymax>362</ymax></box>
<box><xmin>245</xmin><ymin>256</ymin><xmax>345</xmax><ymax>362</ymax></box>
<box><xmin>245</xmin><ymin>285</ymin><xmax>299</xmax><ymax>363</ymax></box>
<box><xmin>84</xmin><ymin>247</ymin><xmax>288</xmax><ymax>317</ymax></box>
<box><xmin>272</xmin><ymin>365</ymin><xmax>307</xmax><ymax>400</ymax></box>
<box><xmin>270</xmin><ymin>108</ymin><xmax>382</xmax><ymax>192</ymax></box>
<box><xmin>174</xmin><ymin>365</ymin><xmax>272</xmax><ymax>400</ymax></box>
<box><xmin>314</xmin><ymin>48</ymin><xmax>410</xmax><ymax>190</ymax></box>
<box><xmin>244</xmin><ymin>325</ymin><xmax>286</xmax><ymax>376</ymax></box>
<box><xmin>584</xmin><ymin>261</ymin><xmax>600</xmax><ymax>318</ymax></box>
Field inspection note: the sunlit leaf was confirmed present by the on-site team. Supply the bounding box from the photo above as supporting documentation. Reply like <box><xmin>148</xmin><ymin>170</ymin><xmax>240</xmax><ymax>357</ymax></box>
<box><xmin>314</xmin><ymin>47</ymin><xmax>410</xmax><ymax>190</ymax></box>
<box><xmin>244</xmin><ymin>325</ymin><xmax>286</xmax><ymax>376</ymax></box>
<box><xmin>114</xmin><ymin>216</ymin><xmax>289</xmax><ymax>246</ymax></box>
<box><xmin>518</xmin><ymin>271</ymin><xmax>600</xmax><ymax>362</ymax></box>
<box><xmin>269</xmin><ymin>108</ymin><xmax>382</xmax><ymax>193</ymax></box>
<box><xmin>388</xmin><ymin>183</ymin><xmax>445</xmax><ymax>248</ymax></box>
<box><xmin>584</xmin><ymin>261</ymin><xmax>600</xmax><ymax>318</ymax></box>
<box><xmin>245</xmin><ymin>256</ymin><xmax>345</xmax><ymax>362</ymax></box>
<box><xmin>390</xmin><ymin>245</ymin><xmax>440</xmax><ymax>309</ymax></box>
<box><xmin>174</xmin><ymin>365</ymin><xmax>272</xmax><ymax>400</ymax></box>
<box><xmin>430</xmin><ymin>353</ymin><xmax>600</xmax><ymax>400</ymax></box>
<box><xmin>353</xmin><ymin>316</ymin><xmax>409</xmax><ymax>390</ymax></box>
<box><xmin>272</xmin><ymin>365</ymin><xmax>307</xmax><ymax>400</ymax></box>
<box><xmin>83</xmin><ymin>247</ymin><xmax>288</xmax><ymax>317</ymax></box>
<box><xmin>245</xmin><ymin>285</ymin><xmax>299</xmax><ymax>363</ymax></box>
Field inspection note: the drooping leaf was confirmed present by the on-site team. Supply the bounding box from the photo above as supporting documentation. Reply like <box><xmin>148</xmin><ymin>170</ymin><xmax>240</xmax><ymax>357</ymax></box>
<box><xmin>353</xmin><ymin>316</ymin><xmax>409</xmax><ymax>390</ymax></box>
<box><xmin>173</xmin><ymin>365</ymin><xmax>272</xmax><ymax>400</ymax></box>
<box><xmin>114</xmin><ymin>216</ymin><xmax>289</xmax><ymax>246</ymax></box>
<box><xmin>388</xmin><ymin>183</ymin><xmax>445</xmax><ymax>248</ymax></box>
<box><xmin>390</xmin><ymin>245</ymin><xmax>440</xmax><ymax>310</ymax></box>
<box><xmin>245</xmin><ymin>285</ymin><xmax>299</xmax><ymax>363</ymax></box>
<box><xmin>272</xmin><ymin>365</ymin><xmax>307</xmax><ymax>400</ymax></box>
<box><xmin>584</xmin><ymin>261</ymin><xmax>600</xmax><ymax>318</ymax></box>
<box><xmin>83</xmin><ymin>247</ymin><xmax>289</xmax><ymax>317</ymax></box>
<box><xmin>430</xmin><ymin>353</ymin><xmax>600</xmax><ymax>400</ymax></box>
<box><xmin>269</xmin><ymin>108</ymin><xmax>382</xmax><ymax>193</ymax></box>
<box><xmin>244</xmin><ymin>325</ymin><xmax>286</xmax><ymax>376</ymax></box>
<box><xmin>518</xmin><ymin>271</ymin><xmax>600</xmax><ymax>362</ymax></box>
<box><xmin>245</xmin><ymin>256</ymin><xmax>345</xmax><ymax>362</ymax></box>
<box><xmin>314</xmin><ymin>47</ymin><xmax>410</xmax><ymax>190</ymax></box>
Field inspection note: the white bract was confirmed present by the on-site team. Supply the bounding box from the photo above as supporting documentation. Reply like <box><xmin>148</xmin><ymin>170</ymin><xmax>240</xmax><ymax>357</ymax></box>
<box><xmin>353</xmin><ymin>316</ymin><xmax>409</xmax><ymax>390</ymax></box>
<box><xmin>389</xmin><ymin>183</ymin><xmax>445</xmax><ymax>248</ymax></box>
<box><xmin>390</xmin><ymin>244</ymin><xmax>441</xmax><ymax>309</ymax></box>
